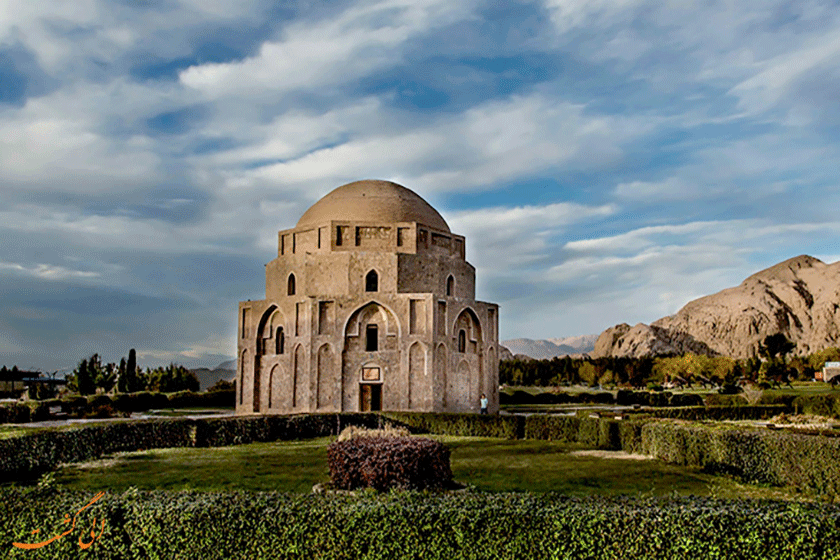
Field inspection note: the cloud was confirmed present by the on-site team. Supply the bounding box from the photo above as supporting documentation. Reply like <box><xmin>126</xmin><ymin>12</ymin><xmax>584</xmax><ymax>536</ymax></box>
<box><xmin>218</xmin><ymin>92</ymin><xmax>647</xmax><ymax>202</ymax></box>
<box><xmin>179</xmin><ymin>0</ymin><xmax>478</xmax><ymax>99</ymax></box>
<box><xmin>730</xmin><ymin>27</ymin><xmax>840</xmax><ymax>118</ymax></box>
<box><xmin>0</xmin><ymin>261</ymin><xmax>100</xmax><ymax>281</ymax></box>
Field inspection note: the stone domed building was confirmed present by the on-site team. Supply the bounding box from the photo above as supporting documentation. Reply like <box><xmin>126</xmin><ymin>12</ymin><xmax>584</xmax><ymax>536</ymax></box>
<box><xmin>236</xmin><ymin>179</ymin><xmax>499</xmax><ymax>414</ymax></box>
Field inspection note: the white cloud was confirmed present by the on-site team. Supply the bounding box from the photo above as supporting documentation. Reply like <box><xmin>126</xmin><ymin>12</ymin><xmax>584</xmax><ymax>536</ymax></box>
<box><xmin>0</xmin><ymin>261</ymin><xmax>100</xmax><ymax>281</ymax></box>
<box><xmin>217</xmin><ymin>93</ymin><xmax>648</xmax><ymax>199</ymax></box>
<box><xmin>179</xmin><ymin>0</ymin><xmax>478</xmax><ymax>99</ymax></box>
<box><xmin>614</xmin><ymin>177</ymin><xmax>710</xmax><ymax>201</ymax></box>
<box><xmin>730</xmin><ymin>28</ymin><xmax>840</xmax><ymax>115</ymax></box>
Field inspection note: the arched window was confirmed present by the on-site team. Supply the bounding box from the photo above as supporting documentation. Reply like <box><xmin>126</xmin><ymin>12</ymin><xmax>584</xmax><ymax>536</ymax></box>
<box><xmin>365</xmin><ymin>270</ymin><xmax>378</xmax><ymax>292</ymax></box>
<box><xmin>275</xmin><ymin>326</ymin><xmax>285</xmax><ymax>354</ymax></box>
<box><xmin>287</xmin><ymin>273</ymin><xmax>296</xmax><ymax>296</ymax></box>
<box><xmin>446</xmin><ymin>275</ymin><xmax>454</xmax><ymax>296</ymax></box>
<box><xmin>458</xmin><ymin>329</ymin><xmax>466</xmax><ymax>353</ymax></box>
<box><xmin>366</xmin><ymin>324</ymin><xmax>379</xmax><ymax>352</ymax></box>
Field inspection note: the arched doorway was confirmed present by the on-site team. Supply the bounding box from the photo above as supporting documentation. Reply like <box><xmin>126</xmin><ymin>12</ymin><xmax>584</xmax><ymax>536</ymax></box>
<box><xmin>342</xmin><ymin>301</ymin><xmax>401</xmax><ymax>412</ymax></box>
<box><xmin>359</xmin><ymin>364</ymin><xmax>382</xmax><ymax>411</ymax></box>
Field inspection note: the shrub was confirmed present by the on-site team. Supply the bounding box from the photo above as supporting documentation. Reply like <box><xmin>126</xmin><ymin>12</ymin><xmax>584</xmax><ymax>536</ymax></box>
<box><xmin>327</xmin><ymin>436</ymin><xmax>452</xmax><ymax>491</ymax></box>
<box><xmin>382</xmin><ymin>412</ymin><xmax>523</xmax><ymax>439</ymax></box>
<box><xmin>337</xmin><ymin>424</ymin><xmax>410</xmax><ymax>441</ymax></box>
<box><xmin>668</xmin><ymin>393</ymin><xmax>704</xmax><ymax>407</ymax></box>
<box><xmin>648</xmin><ymin>405</ymin><xmax>789</xmax><ymax>421</ymax></box>
<box><xmin>717</xmin><ymin>383</ymin><xmax>741</xmax><ymax>395</ymax></box>
<box><xmin>59</xmin><ymin>395</ymin><xmax>87</xmax><ymax>415</ymax></box>
<box><xmin>0</xmin><ymin>402</ymin><xmax>29</xmax><ymax>423</ymax></box>
<box><xmin>2</xmin><ymin>490</ymin><xmax>839</xmax><ymax>560</ymax></box>
<box><xmin>523</xmin><ymin>415</ymin><xmax>581</xmax><ymax>442</ymax></box>
<box><xmin>792</xmin><ymin>394</ymin><xmax>840</xmax><ymax>419</ymax></box>
<box><xmin>704</xmin><ymin>393</ymin><xmax>745</xmax><ymax>407</ymax></box>
<box><xmin>640</xmin><ymin>420</ymin><xmax>840</xmax><ymax>495</ymax></box>
<box><xmin>577</xmin><ymin>391</ymin><xmax>615</xmax><ymax>404</ymax></box>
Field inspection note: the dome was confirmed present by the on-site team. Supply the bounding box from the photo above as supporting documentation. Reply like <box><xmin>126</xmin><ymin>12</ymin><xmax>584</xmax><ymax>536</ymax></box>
<box><xmin>296</xmin><ymin>179</ymin><xmax>450</xmax><ymax>233</ymax></box>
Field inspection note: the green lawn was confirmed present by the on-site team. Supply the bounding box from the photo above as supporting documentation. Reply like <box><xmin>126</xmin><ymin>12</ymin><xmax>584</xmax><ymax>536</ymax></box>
<box><xmin>48</xmin><ymin>436</ymin><xmax>802</xmax><ymax>501</ymax></box>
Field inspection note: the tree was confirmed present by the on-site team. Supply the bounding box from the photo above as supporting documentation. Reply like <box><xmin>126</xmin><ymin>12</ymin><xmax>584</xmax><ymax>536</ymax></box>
<box><xmin>759</xmin><ymin>333</ymin><xmax>796</xmax><ymax>360</ymax></box>
<box><xmin>147</xmin><ymin>363</ymin><xmax>200</xmax><ymax>393</ymax></box>
<box><xmin>117</xmin><ymin>349</ymin><xmax>144</xmax><ymax>393</ymax></box>
<box><xmin>578</xmin><ymin>362</ymin><xmax>598</xmax><ymax>387</ymax></box>
<box><xmin>208</xmin><ymin>379</ymin><xmax>234</xmax><ymax>392</ymax></box>
<box><xmin>95</xmin><ymin>362</ymin><xmax>117</xmax><ymax>393</ymax></box>
<box><xmin>117</xmin><ymin>357</ymin><xmax>127</xmax><ymax>392</ymax></box>
<box><xmin>69</xmin><ymin>357</ymin><xmax>96</xmax><ymax>395</ymax></box>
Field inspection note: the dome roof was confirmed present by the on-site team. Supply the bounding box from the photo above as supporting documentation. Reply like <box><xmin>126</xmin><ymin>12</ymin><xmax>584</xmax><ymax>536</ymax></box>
<box><xmin>296</xmin><ymin>179</ymin><xmax>450</xmax><ymax>232</ymax></box>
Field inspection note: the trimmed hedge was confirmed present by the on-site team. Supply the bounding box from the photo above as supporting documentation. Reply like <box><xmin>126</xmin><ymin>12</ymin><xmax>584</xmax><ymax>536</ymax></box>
<box><xmin>0</xmin><ymin>402</ymin><xmax>29</xmax><ymax>424</ymax></box>
<box><xmin>2</xmin><ymin>489</ymin><xmax>839</xmax><ymax>559</ymax></box>
<box><xmin>792</xmin><ymin>394</ymin><xmax>840</xmax><ymax>419</ymax></box>
<box><xmin>641</xmin><ymin>420</ymin><xmax>840</xmax><ymax>496</ymax></box>
<box><xmin>500</xmin><ymin>390</ymin><xmax>614</xmax><ymax>406</ymax></box>
<box><xmin>0</xmin><ymin>391</ymin><xmax>238</xmax><ymax>425</ymax></box>
<box><xmin>0</xmin><ymin>414</ymin><xmax>381</xmax><ymax>479</ymax></box>
<box><xmin>382</xmin><ymin>412</ymin><xmax>524</xmax><ymax>439</ymax></box>
<box><xmin>521</xmin><ymin>415</ymin><xmax>630</xmax><ymax>450</ymax></box>
<box><xmin>646</xmin><ymin>405</ymin><xmax>789</xmax><ymax>421</ymax></box>
<box><xmin>328</xmin><ymin>436</ymin><xmax>452</xmax><ymax>491</ymax></box>
<box><xmin>4</xmin><ymin>410</ymin><xmax>840</xmax><ymax>498</ymax></box>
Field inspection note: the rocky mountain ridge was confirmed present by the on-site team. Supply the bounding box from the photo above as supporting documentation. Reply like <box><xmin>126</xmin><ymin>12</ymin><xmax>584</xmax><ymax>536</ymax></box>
<box><xmin>593</xmin><ymin>255</ymin><xmax>840</xmax><ymax>359</ymax></box>
<box><xmin>501</xmin><ymin>334</ymin><xmax>598</xmax><ymax>359</ymax></box>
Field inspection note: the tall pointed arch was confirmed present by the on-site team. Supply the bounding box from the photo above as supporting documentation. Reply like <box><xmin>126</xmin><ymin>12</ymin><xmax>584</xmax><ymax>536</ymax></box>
<box><xmin>317</xmin><ymin>343</ymin><xmax>334</xmax><ymax>410</ymax></box>
<box><xmin>408</xmin><ymin>342</ymin><xmax>426</xmax><ymax>409</ymax></box>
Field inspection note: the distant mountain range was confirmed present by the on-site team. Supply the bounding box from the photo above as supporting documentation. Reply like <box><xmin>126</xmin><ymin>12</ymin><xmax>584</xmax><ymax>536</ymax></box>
<box><xmin>190</xmin><ymin>360</ymin><xmax>236</xmax><ymax>391</ymax></box>
<box><xmin>501</xmin><ymin>334</ymin><xmax>599</xmax><ymax>360</ymax></box>
<box><xmin>593</xmin><ymin>255</ymin><xmax>840</xmax><ymax>359</ymax></box>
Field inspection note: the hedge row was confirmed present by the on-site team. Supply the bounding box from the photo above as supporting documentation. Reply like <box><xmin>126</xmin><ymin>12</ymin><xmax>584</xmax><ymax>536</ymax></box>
<box><xmin>500</xmin><ymin>390</ymin><xmax>614</xmax><ymax>406</ymax></box>
<box><xmin>2</xmin><ymin>489</ymin><xmax>839</xmax><ymax>559</ymax></box>
<box><xmin>641</xmin><ymin>421</ymin><xmax>840</xmax><ymax>496</ymax></box>
<box><xmin>5</xmin><ymin>411</ymin><xmax>840</xmax><ymax>496</ymax></box>
<box><xmin>382</xmin><ymin>411</ymin><xmax>525</xmax><ymax>439</ymax></box>
<box><xmin>501</xmin><ymin>389</ymin><xmax>711</xmax><ymax>408</ymax></box>
<box><xmin>0</xmin><ymin>402</ymin><xmax>30</xmax><ymax>423</ymax></box>
<box><xmin>646</xmin><ymin>405</ymin><xmax>789</xmax><ymax>421</ymax></box>
<box><xmin>0</xmin><ymin>390</ymin><xmax>237</xmax><ymax>425</ymax></box>
<box><xmin>0</xmin><ymin>413</ymin><xmax>381</xmax><ymax>479</ymax></box>
<box><xmin>792</xmin><ymin>393</ymin><xmax>840</xmax><ymax>419</ymax></box>
<box><xmin>383</xmin><ymin>412</ymin><xmax>643</xmax><ymax>452</ymax></box>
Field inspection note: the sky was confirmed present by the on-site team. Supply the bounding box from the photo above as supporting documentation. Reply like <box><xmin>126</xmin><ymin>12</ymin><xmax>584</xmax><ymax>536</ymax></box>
<box><xmin>2</xmin><ymin>0</ymin><xmax>840</xmax><ymax>372</ymax></box>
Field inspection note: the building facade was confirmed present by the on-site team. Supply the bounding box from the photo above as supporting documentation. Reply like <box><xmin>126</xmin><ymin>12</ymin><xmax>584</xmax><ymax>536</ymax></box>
<box><xmin>236</xmin><ymin>180</ymin><xmax>499</xmax><ymax>414</ymax></box>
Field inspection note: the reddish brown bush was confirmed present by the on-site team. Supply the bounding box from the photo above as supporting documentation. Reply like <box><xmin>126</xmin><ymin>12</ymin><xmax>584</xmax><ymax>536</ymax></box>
<box><xmin>327</xmin><ymin>436</ymin><xmax>452</xmax><ymax>491</ymax></box>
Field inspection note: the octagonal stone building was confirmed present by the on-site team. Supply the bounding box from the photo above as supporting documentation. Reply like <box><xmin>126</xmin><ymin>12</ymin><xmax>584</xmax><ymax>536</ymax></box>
<box><xmin>236</xmin><ymin>179</ymin><xmax>499</xmax><ymax>415</ymax></box>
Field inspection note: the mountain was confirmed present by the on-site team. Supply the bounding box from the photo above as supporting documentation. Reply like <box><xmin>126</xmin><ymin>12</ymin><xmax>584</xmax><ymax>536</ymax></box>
<box><xmin>593</xmin><ymin>255</ymin><xmax>840</xmax><ymax>359</ymax></box>
<box><xmin>190</xmin><ymin>360</ymin><xmax>236</xmax><ymax>391</ymax></box>
<box><xmin>501</xmin><ymin>334</ymin><xmax>598</xmax><ymax>360</ymax></box>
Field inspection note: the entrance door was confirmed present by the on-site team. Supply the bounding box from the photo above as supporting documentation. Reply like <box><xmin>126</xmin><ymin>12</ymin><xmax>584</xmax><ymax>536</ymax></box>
<box><xmin>360</xmin><ymin>384</ymin><xmax>382</xmax><ymax>411</ymax></box>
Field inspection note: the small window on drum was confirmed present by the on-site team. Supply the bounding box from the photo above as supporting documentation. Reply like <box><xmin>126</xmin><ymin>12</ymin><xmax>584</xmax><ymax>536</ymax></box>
<box><xmin>365</xmin><ymin>270</ymin><xmax>378</xmax><ymax>292</ymax></box>
<box><xmin>287</xmin><ymin>273</ymin><xmax>296</xmax><ymax>296</ymax></box>
<box><xmin>446</xmin><ymin>275</ymin><xmax>454</xmax><ymax>296</ymax></box>
<box><xmin>366</xmin><ymin>324</ymin><xmax>379</xmax><ymax>352</ymax></box>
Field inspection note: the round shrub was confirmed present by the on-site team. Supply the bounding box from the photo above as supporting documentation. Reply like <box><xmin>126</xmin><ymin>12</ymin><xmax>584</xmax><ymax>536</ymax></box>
<box><xmin>327</xmin><ymin>436</ymin><xmax>453</xmax><ymax>491</ymax></box>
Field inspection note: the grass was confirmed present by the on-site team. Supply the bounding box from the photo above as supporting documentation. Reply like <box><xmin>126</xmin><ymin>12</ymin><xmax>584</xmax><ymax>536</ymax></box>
<box><xmin>46</xmin><ymin>436</ymin><xmax>802</xmax><ymax>501</ymax></box>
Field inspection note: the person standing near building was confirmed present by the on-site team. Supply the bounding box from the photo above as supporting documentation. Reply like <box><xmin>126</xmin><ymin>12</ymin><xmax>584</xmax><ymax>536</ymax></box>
<box><xmin>480</xmin><ymin>393</ymin><xmax>488</xmax><ymax>414</ymax></box>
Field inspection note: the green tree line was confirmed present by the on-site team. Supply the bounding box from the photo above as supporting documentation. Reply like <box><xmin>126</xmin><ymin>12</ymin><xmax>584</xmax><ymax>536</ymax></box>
<box><xmin>65</xmin><ymin>349</ymin><xmax>199</xmax><ymax>396</ymax></box>
<box><xmin>500</xmin><ymin>336</ymin><xmax>840</xmax><ymax>388</ymax></box>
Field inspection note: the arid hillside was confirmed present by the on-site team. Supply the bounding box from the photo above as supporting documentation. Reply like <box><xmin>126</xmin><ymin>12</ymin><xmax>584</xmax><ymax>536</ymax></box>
<box><xmin>593</xmin><ymin>255</ymin><xmax>840</xmax><ymax>359</ymax></box>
